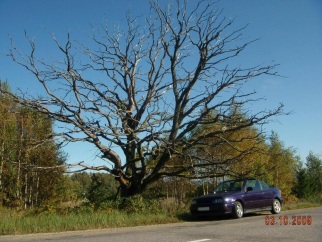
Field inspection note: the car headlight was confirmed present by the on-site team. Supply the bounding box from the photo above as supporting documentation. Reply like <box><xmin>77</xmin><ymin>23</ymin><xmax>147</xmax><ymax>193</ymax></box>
<box><xmin>224</xmin><ymin>197</ymin><xmax>234</xmax><ymax>203</ymax></box>
<box><xmin>211</xmin><ymin>198</ymin><xmax>224</xmax><ymax>204</ymax></box>
<box><xmin>191</xmin><ymin>200</ymin><xmax>197</xmax><ymax>205</ymax></box>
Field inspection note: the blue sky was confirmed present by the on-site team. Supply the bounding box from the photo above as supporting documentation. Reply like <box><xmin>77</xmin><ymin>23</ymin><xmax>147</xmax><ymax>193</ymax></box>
<box><xmin>0</xmin><ymin>0</ymin><xmax>321</xmax><ymax>165</ymax></box>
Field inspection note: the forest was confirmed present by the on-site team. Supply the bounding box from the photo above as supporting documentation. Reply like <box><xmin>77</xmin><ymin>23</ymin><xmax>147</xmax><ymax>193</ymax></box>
<box><xmin>1</xmin><ymin>81</ymin><xmax>321</xmax><ymax>211</ymax></box>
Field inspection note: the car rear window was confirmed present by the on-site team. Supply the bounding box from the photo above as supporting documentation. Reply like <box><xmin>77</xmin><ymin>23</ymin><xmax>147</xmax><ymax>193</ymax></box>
<box><xmin>260</xmin><ymin>180</ymin><xmax>269</xmax><ymax>190</ymax></box>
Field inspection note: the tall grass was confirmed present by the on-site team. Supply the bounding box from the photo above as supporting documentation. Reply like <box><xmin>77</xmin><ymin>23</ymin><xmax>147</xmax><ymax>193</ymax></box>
<box><xmin>0</xmin><ymin>208</ymin><xmax>180</xmax><ymax>235</ymax></box>
<box><xmin>0</xmin><ymin>197</ymin><xmax>183</xmax><ymax>235</ymax></box>
<box><xmin>283</xmin><ymin>196</ymin><xmax>322</xmax><ymax>210</ymax></box>
<box><xmin>1</xmin><ymin>196</ymin><xmax>321</xmax><ymax>236</ymax></box>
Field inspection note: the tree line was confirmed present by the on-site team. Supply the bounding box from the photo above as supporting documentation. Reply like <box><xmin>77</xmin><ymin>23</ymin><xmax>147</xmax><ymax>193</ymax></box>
<box><xmin>1</xmin><ymin>81</ymin><xmax>321</xmax><ymax>210</ymax></box>
<box><xmin>0</xmin><ymin>0</ymin><xmax>321</xmax><ymax>209</ymax></box>
<box><xmin>0</xmin><ymin>82</ymin><xmax>66</xmax><ymax>208</ymax></box>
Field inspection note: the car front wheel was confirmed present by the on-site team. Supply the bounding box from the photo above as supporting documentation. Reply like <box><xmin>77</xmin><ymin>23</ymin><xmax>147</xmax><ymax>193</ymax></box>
<box><xmin>232</xmin><ymin>201</ymin><xmax>243</xmax><ymax>218</ymax></box>
<box><xmin>271</xmin><ymin>199</ymin><xmax>281</xmax><ymax>214</ymax></box>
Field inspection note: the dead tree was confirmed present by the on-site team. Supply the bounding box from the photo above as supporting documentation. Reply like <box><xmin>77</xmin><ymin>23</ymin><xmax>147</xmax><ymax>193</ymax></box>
<box><xmin>0</xmin><ymin>0</ymin><xmax>285</xmax><ymax>197</ymax></box>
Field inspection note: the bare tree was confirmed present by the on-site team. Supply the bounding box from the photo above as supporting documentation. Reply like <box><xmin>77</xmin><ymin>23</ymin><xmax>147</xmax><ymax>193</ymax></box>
<box><xmin>0</xmin><ymin>0</ymin><xmax>285</xmax><ymax>197</ymax></box>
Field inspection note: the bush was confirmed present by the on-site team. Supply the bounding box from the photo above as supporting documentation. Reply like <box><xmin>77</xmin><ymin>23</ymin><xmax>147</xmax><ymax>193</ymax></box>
<box><xmin>87</xmin><ymin>174</ymin><xmax>116</xmax><ymax>208</ymax></box>
<box><xmin>122</xmin><ymin>195</ymin><xmax>162</xmax><ymax>214</ymax></box>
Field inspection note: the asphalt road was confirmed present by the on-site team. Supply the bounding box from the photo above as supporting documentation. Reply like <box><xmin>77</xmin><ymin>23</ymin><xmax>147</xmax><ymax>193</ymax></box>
<box><xmin>1</xmin><ymin>207</ymin><xmax>321</xmax><ymax>242</ymax></box>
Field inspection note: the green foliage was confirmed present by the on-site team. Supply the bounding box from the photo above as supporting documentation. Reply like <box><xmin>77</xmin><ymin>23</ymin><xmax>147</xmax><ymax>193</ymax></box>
<box><xmin>121</xmin><ymin>195</ymin><xmax>162</xmax><ymax>214</ymax></box>
<box><xmin>306</xmin><ymin>152</ymin><xmax>322</xmax><ymax>194</ymax></box>
<box><xmin>70</xmin><ymin>172</ymin><xmax>92</xmax><ymax>199</ymax></box>
<box><xmin>293</xmin><ymin>167</ymin><xmax>313</xmax><ymax>198</ymax></box>
<box><xmin>0</xmin><ymin>81</ymin><xmax>66</xmax><ymax>209</ymax></box>
<box><xmin>55</xmin><ymin>175</ymin><xmax>79</xmax><ymax>204</ymax></box>
<box><xmin>263</xmin><ymin>132</ymin><xmax>298</xmax><ymax>201</ymax></box>
<box><xmin>185</xmin><ymin>110</ymin><xmax>300</xmax><ymax>201</ymax></box>
<box><xmin>293</xmin><ymin>152</ymin><xmax>322</xmax><ymax>199</ymax></box>
<box><xmin>87</xmin><ymin>173</ymin><xmax>118</xmax><ymax>208</ymax></box>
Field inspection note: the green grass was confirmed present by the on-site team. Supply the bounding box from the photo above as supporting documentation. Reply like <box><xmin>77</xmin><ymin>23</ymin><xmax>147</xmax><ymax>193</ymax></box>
<box><xmin>283</xmin><ymin>197</ymin><xmax>322</xmax><ymax>211</ymax></box>
<box><xmin>1</xmin><ymin>197</ymin><xmax>321</xmax><ymax>236</ymax></box>
<box><xmin>0</xmin><ymin>208</ymin><xmax>180</xmax><ymax>235</ymax></box>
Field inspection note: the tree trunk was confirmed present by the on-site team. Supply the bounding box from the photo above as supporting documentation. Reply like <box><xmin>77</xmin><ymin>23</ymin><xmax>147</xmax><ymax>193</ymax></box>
<box><xmin>16</xmin><ymin>139</ymin><xmax>23</xmax><ymax>201</ymax></box>
<box><xmin>0</xmin><ymin>137</ymin><xmax>5</xmax><ymax>190</ymax></box>
<box><xmin>35</xmin><ymin>173</ymin><xmax>39</xmax><ymax>207</ymax></box>
<box><xmin>24</xmin><ymin>173</ymin><xmax>28</xmax><ymax>209</ymax></box>
<box><xmin>118</xmin><ymin>181</ymin><xmax>143</xmax><ymax>198</ymax></box>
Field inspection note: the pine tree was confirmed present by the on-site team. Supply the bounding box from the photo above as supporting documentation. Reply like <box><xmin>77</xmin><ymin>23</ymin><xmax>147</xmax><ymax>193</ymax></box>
<box><xmin>306</xmin><ymin>152</ymin><xmax>322</xmax><ymax>196</ymax></box>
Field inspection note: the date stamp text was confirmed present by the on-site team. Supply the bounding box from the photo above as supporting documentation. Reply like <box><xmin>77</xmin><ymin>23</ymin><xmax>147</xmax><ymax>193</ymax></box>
<box><xmin>265</xmin><ymin>215</ymin><xmax>312</xmax><ymax>225</ymax></box>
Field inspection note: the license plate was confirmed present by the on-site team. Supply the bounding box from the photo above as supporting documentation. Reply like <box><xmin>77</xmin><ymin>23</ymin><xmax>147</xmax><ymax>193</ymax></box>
<box><xmin>198</xmin><ymin>207</ymin><xmax>210</xmax><ymax>211</ymax></box>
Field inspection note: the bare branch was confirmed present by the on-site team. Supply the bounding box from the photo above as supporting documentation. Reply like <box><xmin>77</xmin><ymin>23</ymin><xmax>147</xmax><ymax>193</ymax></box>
<box><xmin>1</xmin><ymin>0</ymin><xmax>287</xmax><ymax>197</ymax></box>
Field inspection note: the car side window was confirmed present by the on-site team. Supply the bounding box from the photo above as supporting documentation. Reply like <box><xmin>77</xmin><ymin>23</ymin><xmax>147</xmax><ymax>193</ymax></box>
<box><xmin>260</xmin><ymin>180</ymin><xmax>269</xmax><ymax>190</ymax></box>
<box><xmin>254</xmin><ymin>180</ymin><xmax>261</xmax><ymax>191</ymax></box>
<box><xmin>245</xmin><ymin>180</ymin><xmax>256</xmax><ymax>190</ymax></box>
<box><xmin>245</xmin><ymin>180</ymin><xmax>262</xmax><ymax>191</ymax></box>
<box><xmin>230</xmin><ymin>181</ymin><xmax>243</xmax><ymax>191</ymax></box>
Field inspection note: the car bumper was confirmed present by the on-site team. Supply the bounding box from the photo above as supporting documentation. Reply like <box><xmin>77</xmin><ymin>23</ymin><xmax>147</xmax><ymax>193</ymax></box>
<box><xmin>190</xmin><ymin>202</ymin><xmax>234</xmax><ymax>216</ymax></box>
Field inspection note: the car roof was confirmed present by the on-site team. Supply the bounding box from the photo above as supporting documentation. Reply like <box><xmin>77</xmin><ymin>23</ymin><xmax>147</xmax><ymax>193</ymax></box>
<box><xmin>223</xmin><ymin>178</ymin><xmax>256</xmax><ymax>182</ymax></box>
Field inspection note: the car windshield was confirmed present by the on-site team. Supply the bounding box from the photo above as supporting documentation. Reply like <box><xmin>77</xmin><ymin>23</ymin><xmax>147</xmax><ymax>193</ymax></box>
<box><xmin>212</xmin><ymin>180</ymin><xmax>245</xmax><ymax>193</ymax></box>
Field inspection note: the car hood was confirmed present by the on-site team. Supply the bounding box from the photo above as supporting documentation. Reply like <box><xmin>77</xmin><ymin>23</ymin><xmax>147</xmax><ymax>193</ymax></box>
<box><xmin>195</xmin><ymin>191</ymin><xmax>240</xmax><ymax>200</ymax></box>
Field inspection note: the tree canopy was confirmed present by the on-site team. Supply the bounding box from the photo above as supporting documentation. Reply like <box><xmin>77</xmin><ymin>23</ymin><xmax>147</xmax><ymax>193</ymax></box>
<box><xmin>0</xmin><ymin>0</ymin><xmax>285</xmax><ymax>197</ymax></box>
<box><xmin>0</xmin><ymin>82</ymin><xmax>66</xmax><ymax>208</ymax></box>
<box><xmin>293</xmin><ymin>152</ymin><xmax>322</xmax><ymax>198</ymax></box>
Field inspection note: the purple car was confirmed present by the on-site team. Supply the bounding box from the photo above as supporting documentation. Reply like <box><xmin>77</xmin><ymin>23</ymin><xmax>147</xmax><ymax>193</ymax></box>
<box><xmin>190</xmin><ymin>178</ymin><xmax>283</xmax><ymax>218</ymax></box>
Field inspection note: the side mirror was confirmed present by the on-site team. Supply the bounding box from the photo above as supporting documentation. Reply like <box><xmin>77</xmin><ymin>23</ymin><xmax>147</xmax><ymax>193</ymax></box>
<box><xmin>246</xmin><ymin>187</ymin><xmax>253</xmax><ymax>192</ymax></box>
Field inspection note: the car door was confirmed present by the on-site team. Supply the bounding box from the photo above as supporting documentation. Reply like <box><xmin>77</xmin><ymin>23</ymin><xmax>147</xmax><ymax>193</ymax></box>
<box><xmin>243</xmin><ymin>180</ymin><xmax>263</xmax><ymax>210</ymax></box>
<box><xmin>260</xmin><ymin>180</ymin><xmax>274</xmax><ymax>207</ymax></box>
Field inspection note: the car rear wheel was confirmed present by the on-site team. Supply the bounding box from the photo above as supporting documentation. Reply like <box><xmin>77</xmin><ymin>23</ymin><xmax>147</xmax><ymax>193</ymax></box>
<box><xmin>271</xmin><ymin>199</ymin><xmax>281</xmax><ymax>214</ymax></box>
<box><xmin>232</xmin><ymin>201</ymin><xmax>243</xmax><ymax>218</ymax></box>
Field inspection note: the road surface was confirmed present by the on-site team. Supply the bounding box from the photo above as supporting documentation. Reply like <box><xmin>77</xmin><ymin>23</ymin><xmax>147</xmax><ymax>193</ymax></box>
<box><xmin>1</xmin><ymin>207</ymin><xmax>321</xmax><ymax>242</ymax></box>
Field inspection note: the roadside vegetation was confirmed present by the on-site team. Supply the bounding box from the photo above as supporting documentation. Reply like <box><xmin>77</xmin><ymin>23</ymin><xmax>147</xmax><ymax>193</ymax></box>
<box><xmin>1</xmin><ymin>80</ymin><xmax>322</xmax><ymax>236</ymax></box>
<box><xmin>1</xmin><ymin>150</ymin><xmax>322</xmax><ymax>235</ymax></box>
<box><xmin>283</xmin><ymin>196</ymin><xmax>322</xmax><ymax>211</ymax></box>
<box><xmin>0</xmin><ymin>204</ymin><xmax>180</xmax><ymax>235</ymax></box>
<box><xmin>1</xmin><ymin>195</ymin><xmax>321</xmax><ymax>236</ymax></box>
<box><xmin>0</xmin><ymin>0</ymin><xmax>322</xmax><ymax>236</ymax></box>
